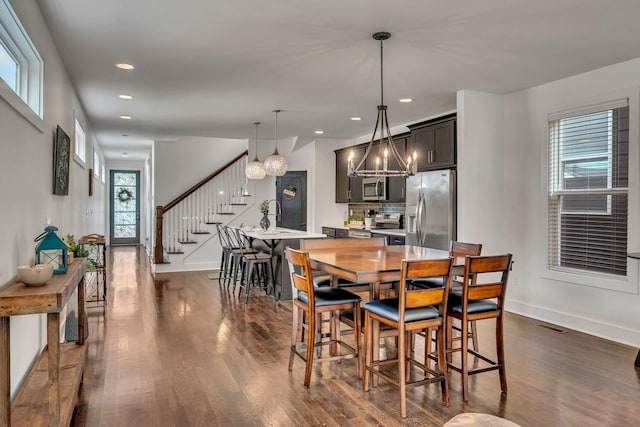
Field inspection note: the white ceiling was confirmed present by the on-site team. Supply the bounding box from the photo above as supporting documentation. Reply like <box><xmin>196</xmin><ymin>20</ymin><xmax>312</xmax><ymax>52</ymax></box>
<box><xmin>36</xmin><ymin>0</ymin><xmax>640</xmax><ymax>160</ymax></box>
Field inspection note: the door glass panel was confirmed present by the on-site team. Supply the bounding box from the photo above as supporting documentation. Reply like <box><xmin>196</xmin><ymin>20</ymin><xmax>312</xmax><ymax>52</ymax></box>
<box><xmin>111</xmin><ymin>171</ymin><xmax>139</xmax><ymax>243</ymax></box>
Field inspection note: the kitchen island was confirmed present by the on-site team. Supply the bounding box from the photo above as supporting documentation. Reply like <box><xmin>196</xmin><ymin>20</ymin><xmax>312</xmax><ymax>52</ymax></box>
<box><xmin>242</xmin><ymin>227</ymin><xmax>326</xmax><ymax>300</ymax></box>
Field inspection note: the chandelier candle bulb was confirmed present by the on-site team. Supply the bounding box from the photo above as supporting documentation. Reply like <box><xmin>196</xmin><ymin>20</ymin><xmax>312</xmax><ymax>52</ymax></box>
<box><xmin>383</xmin><ymin>149</ymin><xmax>388</xmax><ymax>171</ymax></box>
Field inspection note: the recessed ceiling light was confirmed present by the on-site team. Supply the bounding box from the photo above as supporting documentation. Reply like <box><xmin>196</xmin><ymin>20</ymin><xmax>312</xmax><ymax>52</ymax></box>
<box><xmin>119</xmin><ymin>94</ymin><xmax>133</xmax><ymax>100</ymax></box>
<box><xmin>122</xmin><ymin>152</ymin><xmax>129</xmax><ymax>157</ymax></box>
<box><xmin>351</xmin><ymin>117</ymin><xmax>362</xmax><ymax>121</ymax></box>
<box><xmin>399</xmin><ymin>98</ymin><xmax>413</xmax><ymax>103</ymax></box>
<box><xmin>119</xmin><ymin>115</ymin><xmax>132</xmax><ymax>120</ymax></box>
<box><xmin>121</xmin><ymin>134</ymin><xmax>128</xmax><ymax>137</ymax></box>
<box><xmin>314</xmin><ymin>130</ymin><xmax>324</xmax><ymax>134</ymax></box>
<box><xmin>116</xmin><ymin>63</ymin><xmax>134</xmax><ymax>70</ymax></box>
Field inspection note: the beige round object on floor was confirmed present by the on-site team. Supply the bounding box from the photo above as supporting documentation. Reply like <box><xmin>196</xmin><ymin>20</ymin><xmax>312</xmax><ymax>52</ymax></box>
<box><xmin>444</xmin><ymin>413</ymin><xmax>521</xmax><ymax>427</ymax></box>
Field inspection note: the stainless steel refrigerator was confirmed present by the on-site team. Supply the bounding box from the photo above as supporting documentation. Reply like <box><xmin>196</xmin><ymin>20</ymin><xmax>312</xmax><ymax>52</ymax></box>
<box><xmin>405</xmin><ymin>169</ymin><xmax>456</xmax><ymax>250</ymax></box>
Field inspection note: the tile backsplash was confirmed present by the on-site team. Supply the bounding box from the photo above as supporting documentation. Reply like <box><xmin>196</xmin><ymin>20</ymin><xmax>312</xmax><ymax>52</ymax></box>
<box><xmin>347</xmin><ymin>202</ymin><xmax>405</xmax><ymax>221</ymax></box>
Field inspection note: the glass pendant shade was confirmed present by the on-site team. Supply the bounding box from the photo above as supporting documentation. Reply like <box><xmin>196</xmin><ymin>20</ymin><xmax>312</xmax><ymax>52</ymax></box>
<box><xmin>265</xmin><ymin>109</ymin><xmax>288</xmax><ymax>176</ymax></box>
<box><xmin>264</xmin><ymin>149</ymin><xmax>288</xmax><ymax>176</ymax></box>
<box><xmin>246</xmin><ymin>158</ymin><xmax>266</xmax><ymax>179</ymax></box>
<box><xmin>246</xmin><ymin>122</ymin><xmax>266</xmax><ymax>180</ymax></box>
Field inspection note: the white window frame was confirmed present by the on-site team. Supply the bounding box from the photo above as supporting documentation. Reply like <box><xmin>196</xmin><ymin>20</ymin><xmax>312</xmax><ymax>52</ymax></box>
<box><xmin>93</xmin><ymin>150</ymin><xmax>100</xmax><ymax>178</ymax></box>
<box><xmin>101</xmin><ymin>164</ymin><xmax>105</xmax><ymax>183</ymax></box>
<box><xmin>543</xmin><ymin>88</ymin><xmax>639</xmax><ymax>294</ymax></box>
<box><xmin>74</xmin><ymin>118</ymin><xmax>86</xmax><ymax>167</ymax></box>
<box><xmin>0</xmin><ymin>0</ymin><xmax>44</xmax><ymax>130</ymax></box>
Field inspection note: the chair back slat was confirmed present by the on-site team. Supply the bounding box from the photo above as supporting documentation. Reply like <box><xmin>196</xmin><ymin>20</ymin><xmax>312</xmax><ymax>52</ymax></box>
<box><xmin>285</xmin><ymin>247</ymin><xmax>314</xmax><ymax>297</ymax></box>
<box><xmin>463</xmin><ymin>254</ymin><xmax>513</xmax><ymax>303</ymax></box>
<box><xmin>402</xmin><ymin>258</ymin><xmax>453</xmax><ymax>311</ymax></box>
<box><xmin>406</xmin><ymin>288</ymin><xmax>446</xmax><ymax>308</ymax></box>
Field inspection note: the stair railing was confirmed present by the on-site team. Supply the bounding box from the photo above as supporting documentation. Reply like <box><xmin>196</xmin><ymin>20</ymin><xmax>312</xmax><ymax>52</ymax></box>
<box><xmin>154</xmin><ymin>151</ymin><xmax>248</xmax><ymax>263</ymax></box>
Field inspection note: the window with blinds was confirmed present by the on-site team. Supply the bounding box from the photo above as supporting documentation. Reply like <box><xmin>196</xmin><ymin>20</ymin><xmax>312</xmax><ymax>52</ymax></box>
<box><xmin>548</xmin><ymin>100</ymin><xmax>629</xmax><ymax>276</ymax></box>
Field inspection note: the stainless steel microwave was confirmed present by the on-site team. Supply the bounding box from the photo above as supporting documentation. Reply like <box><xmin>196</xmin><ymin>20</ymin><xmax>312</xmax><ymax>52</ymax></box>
<box><xmin>362</xmin><ymin>177</ymin><xmax>387</xmax><ymax>201</ymax></box>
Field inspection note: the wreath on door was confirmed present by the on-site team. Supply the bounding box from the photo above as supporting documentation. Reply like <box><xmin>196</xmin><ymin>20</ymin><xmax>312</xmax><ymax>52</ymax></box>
<box><xmin>117</xmin><ymin>188</ymin><xmax>134</xmax><ymax>204</ymax></box>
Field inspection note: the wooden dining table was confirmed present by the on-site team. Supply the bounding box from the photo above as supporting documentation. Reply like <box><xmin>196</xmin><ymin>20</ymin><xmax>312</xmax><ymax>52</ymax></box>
<box><xmin>306</xmin><ymin>245</ymin><xmax>450</xmax><ymax>300</ymax></box>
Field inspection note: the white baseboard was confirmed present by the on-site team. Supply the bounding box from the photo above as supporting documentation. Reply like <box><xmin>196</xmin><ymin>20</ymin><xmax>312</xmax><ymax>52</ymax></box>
<box><xmin>507</xmin><ymin>299</ymin><xmax>640</xmax><ymax>348</ymax></box>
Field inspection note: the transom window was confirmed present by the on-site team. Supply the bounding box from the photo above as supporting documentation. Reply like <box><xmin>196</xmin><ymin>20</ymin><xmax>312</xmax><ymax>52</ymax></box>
<box><xmin>74</xmin><ymin>118</ymin><xmax>86</xmax><ymax>165</ymax></box>
<box><xmin>0</xmin><ymin>0</ymin><xmax>43</xmax><ymax>119</ymax></box>
<box><xmin>548</xmin><ymin>100</ymin><xmax>629</xmax><ymax>277</ymax></box>
<box><xmin>0</xmin><ymin>40</ymin><xmax>17</xmax><ymax>90</ymax></box>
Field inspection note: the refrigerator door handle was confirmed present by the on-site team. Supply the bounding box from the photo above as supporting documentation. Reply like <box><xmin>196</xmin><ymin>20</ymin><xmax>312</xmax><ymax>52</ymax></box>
<box><xmin>419</xmin><ymin>191</ymin><xmax>427</xmax><ymax>246</ymax></box>
<box><xmin>416</xmin><ymin>192</ymin><xmax>423</xmax><ymax>245</ymax></box>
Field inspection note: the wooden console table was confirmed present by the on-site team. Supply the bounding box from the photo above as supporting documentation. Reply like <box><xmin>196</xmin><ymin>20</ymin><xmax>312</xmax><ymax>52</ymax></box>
<box><xmin>0</xmin><ymin>260</ymin><xmax>87</xmax><ymax>426</ymax></box>
<box><xmin>79</xmin><ymin>234</ymin><xmax>106</xmax><ymax>310</ymax></box>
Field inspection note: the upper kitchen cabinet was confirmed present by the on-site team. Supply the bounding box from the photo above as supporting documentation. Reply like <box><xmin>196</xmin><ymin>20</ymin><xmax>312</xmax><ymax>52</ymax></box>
<box><xmin>408</xmin><ymin>114</ymin><xmax>456</xmax><ymax>171</ymax></box>
<box><xmin>387</xmin><ymin>134</ymin><xmax>408</xmax><ymax>202</ymax></box>
<box><xmin>335</xmin><ymin>145</ymin><xmax>366</xmax><ymax>202</ymax></box>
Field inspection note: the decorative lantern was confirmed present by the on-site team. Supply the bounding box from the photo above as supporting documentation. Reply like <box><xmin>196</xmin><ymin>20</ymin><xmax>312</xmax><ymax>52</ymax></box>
<box><xmin>34</xmin><ymin>225</ymin><xmax>68</xmax><ymax>274</ymax></box>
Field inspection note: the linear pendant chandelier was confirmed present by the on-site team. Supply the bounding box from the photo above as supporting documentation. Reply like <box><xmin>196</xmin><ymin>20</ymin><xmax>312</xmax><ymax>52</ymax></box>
<box><xmin>348</xmin><ymin>32</ymin><xmax>417</xmax><ymax>178</ymax></box>
<box><xmin>264</xmin><ymin>109</ymin><xmax>288</xmax><ymax>176</ymax></box>
<box><xmin>246</xmin><ymin>121</ymin><xmax>266</xmax><ymax>180</ymax></box>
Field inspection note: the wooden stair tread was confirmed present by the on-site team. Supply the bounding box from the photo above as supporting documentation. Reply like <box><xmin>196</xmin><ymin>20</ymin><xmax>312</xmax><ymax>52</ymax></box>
<box><xmin>191</xmin><ymin>231</ymin><xmax>210</xmax><ymax>234</ymax></box>
<box><xmin>205</xmin><ymin>222</ymin><xmax>222</xmax><ymax>225</ymax></box>
<box><xmin>216</xmin><ymin>212</ymin><xmax>235</xmax><ymax>215</ymax></box>
<box><xmin>11</xmin><ymin>343</ymin><xmax>87</xmax><ymax>427</ymax></box>
<box><xmin>178</xmin><ymin>240</ymin><xmax>197</xmax><ymax>244</ymax></box>
<box><xmin>166</xmin><ymin>251</ymin><xmax>184</xmax><ymax>255</ymax></box>
<box><xmin>230</xmin><ymin>203</ymin><xmax>247</xmax><ymax>206</ymax></box>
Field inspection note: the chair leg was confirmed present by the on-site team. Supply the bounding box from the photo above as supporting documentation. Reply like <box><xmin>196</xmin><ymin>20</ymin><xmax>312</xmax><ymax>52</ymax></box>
<box><xmin>398</xmin><ymin>326</ymin><xmax>407</xmax><ymax>418</ymax></box>
<box><xmin>218</xmin><ymin>251</ymin><xmax>227</xmax><ymax>285</ymax></box>
<box><xmin>436</xmin><ymin>326</ymin><xmax>449</xmax><ymax>406</ymax></box>
<box><xmin>289</xmin><ymin>305</ymin><xmax>299</xmax><ymax>371</ymax></box>
<box><xmin>470</xmin><ymin>320</ymin><xmax>479</xmax><ymax>351</ymax></box>
<box><xmin>446</xmin><ymin>316</ymin><xmax>453</xmax><ymax>365</ymax></box>
<box><xmin>363</xmin><ymin>311</ymin><xmax>372</xmax><ymax>392</ymax></box>
<box><xmin>461</xmin><ymin>316</ymin><xmax>469</xmax><ymax>402</ymax></box>
<box><xmin>354</xmin><ymin>303</ymin><xmax>361</xmax><ymax>379</ymax></box>
<box><xmin>304</xmin><ymin>309</ymin><xmax>316</xmax><ymax>387</ymax></box>
<box><xmin>496</xmin><ymin>315</ymin><xmax>507</xmax><ymax>393</ymax></box>
<box><xmin>372</xmin><ymin>317</ymin><xmax>380</xmax><ymax>387</ymax></box>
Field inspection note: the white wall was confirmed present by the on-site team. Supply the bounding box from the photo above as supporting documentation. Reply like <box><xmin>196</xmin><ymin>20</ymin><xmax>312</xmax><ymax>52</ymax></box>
<box><xmin>154</xmin><ymin>137</ymin><xmax>247</xmax><ymax>206</ymax></box>
<box><xmin>457</xmin><ymin>58</ymin><xmax>640</xmax><ymax>348</ymax></box>
<box><xmin>0</xmin><ymin>0</ymin><xmax>106</xmax><ymax>397</ymax></box>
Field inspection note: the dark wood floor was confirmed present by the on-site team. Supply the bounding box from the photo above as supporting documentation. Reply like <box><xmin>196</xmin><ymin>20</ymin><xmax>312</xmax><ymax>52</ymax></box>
<box><xmin>72</xmin><ymin>246</ymin><xmax>640</xmax><ymax>426</ymax></box>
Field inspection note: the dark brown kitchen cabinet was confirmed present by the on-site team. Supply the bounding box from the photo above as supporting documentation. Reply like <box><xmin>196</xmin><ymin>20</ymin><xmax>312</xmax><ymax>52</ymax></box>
<box><xmin>387</xmin><ymin>134</ymin><xmax>408</xmax><ymax>202</ymax></box>
<box><xmin>335</xmin><ymin>146</ymin><xmax>365</xmax><ymax>202</ymax></box>
<box><xmin>409</xmin><ymin>115</ymin><xmax>456</xmax><ymax>171</ymax></box>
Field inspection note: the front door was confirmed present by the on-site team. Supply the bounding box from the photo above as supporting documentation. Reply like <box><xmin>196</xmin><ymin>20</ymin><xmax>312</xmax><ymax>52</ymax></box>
<box><xmin>110</xmin><ymin>170</ymin><xmax>140</xmax><ymax>245</ymax></box>
<box><xmin>276</xmin><ymin>171</ymin><xmax>307</xmax><ymax>231</ymax></box>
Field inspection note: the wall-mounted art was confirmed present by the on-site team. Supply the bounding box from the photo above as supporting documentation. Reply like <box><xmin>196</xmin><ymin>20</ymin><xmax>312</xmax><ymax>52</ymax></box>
<box><xmin>53</xmin><ymin>125</ymin><xmax>70</xmax><ymax>195</ymax></box>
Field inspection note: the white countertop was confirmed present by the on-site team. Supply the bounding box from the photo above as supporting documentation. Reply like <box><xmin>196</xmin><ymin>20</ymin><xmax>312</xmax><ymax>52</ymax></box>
<box><xmin>241</xmin><ymin>227</ymin><xmax>326</xmax><ymax>240</ymax></box>
<box><xmin>321</xmin><ymin>224</ymin><xmax>406</xmax><ymax>237</ymax></box>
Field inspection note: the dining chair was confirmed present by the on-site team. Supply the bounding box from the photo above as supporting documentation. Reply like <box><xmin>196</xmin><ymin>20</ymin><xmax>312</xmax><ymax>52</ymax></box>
<box><xmin>446</xmin><ymin>253</ymin><xmax>513</xmax><ymax>401</ymax></box>
<box><xmin>363</xmin><ymin>257</ymin><xmax>454</xmax><ymax>418</ymax></box>
<box><xmin>235</xmin><ymin>228</ymin><xmax>273</xmax><ymax>303</ymax></box>
<box><xmin>285</xmin><ymin>247</ymin><xmax>362</xmax><ymax>387</ymax></box>
<box><xmin>412</xmin><ymin>240</ymin><xmax>483</xmax><ymax>351</ymax></box>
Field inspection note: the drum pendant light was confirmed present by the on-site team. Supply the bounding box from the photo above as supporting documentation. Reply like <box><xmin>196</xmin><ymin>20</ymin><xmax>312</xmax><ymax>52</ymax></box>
<box><xmin>264</xmin><ymin>109</ymin><xmax>288</xmax><ymax>176</ymax></box>
<box><xmin>246</xmin><ymin>122</ymin><xmax>266</xmax><ymax>180</ymax></box>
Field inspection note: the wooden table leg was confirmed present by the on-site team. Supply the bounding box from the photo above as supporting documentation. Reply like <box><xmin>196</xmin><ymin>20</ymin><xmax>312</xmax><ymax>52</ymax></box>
<box><xmin>0</xmin><ymin>317</ymin><xmax>10</xmax><ymax>426</ymax></box>
<box><xmin>47</xmin><ymin>312</ymin><xmax>61</xmax><ymax>426</ymax></box>
<box><xmin>78</xmin><ymin>276</ymin><xmax>86</xmax><ymax>345</ymax></box>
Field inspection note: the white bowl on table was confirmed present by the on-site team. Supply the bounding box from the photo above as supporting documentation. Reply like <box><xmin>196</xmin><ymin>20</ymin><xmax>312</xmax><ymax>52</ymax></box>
<box><xmin>17</xmin><ymin>264</ymin><xmax>54</xmax><ymax>286</ymax></box>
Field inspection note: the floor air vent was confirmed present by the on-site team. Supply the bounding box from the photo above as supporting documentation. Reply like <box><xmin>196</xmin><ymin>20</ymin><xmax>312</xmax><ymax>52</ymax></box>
<box><xmin>537</xmin><ymin>324</ymin><xmax>569</xmax><ymax>334</ymax></box>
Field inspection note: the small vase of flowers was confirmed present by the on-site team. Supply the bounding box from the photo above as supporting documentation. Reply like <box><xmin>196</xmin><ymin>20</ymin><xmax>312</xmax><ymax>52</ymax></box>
<box><xmin>259</xmin><ymin>200</ymin><xmax>270</xmax><ymax>231</ymax></box>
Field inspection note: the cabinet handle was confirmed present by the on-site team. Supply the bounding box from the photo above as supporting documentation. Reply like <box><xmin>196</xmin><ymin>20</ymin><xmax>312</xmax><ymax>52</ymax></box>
<box><xmin>347</xmin><ymin>190</ymin><xmax>351</xmax><ymax>200</ymax></box>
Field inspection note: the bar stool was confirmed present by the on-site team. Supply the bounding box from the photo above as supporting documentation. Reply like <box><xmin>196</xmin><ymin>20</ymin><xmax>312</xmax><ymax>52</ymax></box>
<box><xmin>363</xmin><ymin>257</ymin><xmax>454</xmax><ymax>418</ymax></box>
<box><xmin>446</xmin><ymin>254</ymin><xmax>513</xmax><ymax>401</ymax></box>
<box><xmin>215</xmin><ymin>223</ymin><xmax>234</xmax><ymax>286</ymax></box>
<box><xmin>285</xmin><ymin>247</ymin><xmax>361</xmax><ymax>387</ymax></box>
<box><xmin>235</xmin><ymin>228</ymin><xmax>273</xmax><ymax>302</ymax></box>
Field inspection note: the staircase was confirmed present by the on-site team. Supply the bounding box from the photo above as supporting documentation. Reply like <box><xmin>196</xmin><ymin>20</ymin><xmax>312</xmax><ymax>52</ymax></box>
<box><xmin>153</xmin><ymin>151</ymin><xmax>255</xmax><ymax>272</ymax></box>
